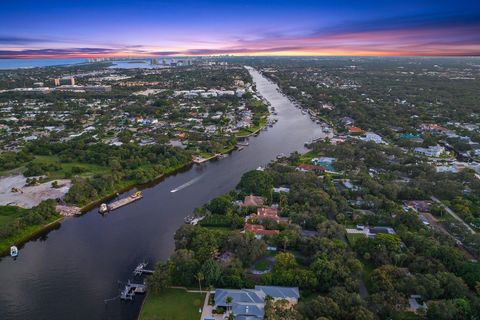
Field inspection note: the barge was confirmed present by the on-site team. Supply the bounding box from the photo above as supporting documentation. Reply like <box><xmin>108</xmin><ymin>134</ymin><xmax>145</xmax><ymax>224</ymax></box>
<box><xmin>99</xmin><ymin>191</ymin><xmax>143</xmax><ymax>214</ymax></box>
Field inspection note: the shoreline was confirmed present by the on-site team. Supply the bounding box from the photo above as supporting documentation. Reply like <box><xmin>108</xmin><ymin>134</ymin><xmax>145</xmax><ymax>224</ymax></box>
<box><xmin>234</xmin><ymin>117</ymin><xmax>268</xmax><ymax>138</ymax></box>
<box><xmin>0</xmin><ymin>215</ymin><xmax>63</xmax><ymax>257</ymax></box>
<box><xmin>0</xmin><ymin>138</ymin><xmax>256</xmax><ymax>257</ymax></box>
<box><xmin>0</xmin><ymin>162</ymin><xmax>190</xmax><ymax>257</ymax></box>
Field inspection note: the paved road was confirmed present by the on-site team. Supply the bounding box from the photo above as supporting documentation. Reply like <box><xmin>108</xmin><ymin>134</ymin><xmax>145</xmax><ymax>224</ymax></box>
<box><xmin>430</xmin><ymin>196</ymin><xmax>475</xmax><ymax>234</ymax></box>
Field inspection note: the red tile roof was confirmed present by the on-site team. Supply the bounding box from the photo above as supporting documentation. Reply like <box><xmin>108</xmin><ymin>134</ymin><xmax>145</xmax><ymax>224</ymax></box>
<box><xmin>248</xmin><ymin>207</ymin><xmax>289</xmax><ymax>224</ymax></box>
<box><xmin>241</xmin><ymin>195</ymin><xmax>265</xmax><ymax>207</ymax></box>
<box><xmin>244</xmin><ymin>223</ymin><xmax>280</xmax><ymax>236</ymax></box>
<box><xmin>348</xmin><ymin>126</ymin><xmax>365</xmax><ymax>134</ymax></box>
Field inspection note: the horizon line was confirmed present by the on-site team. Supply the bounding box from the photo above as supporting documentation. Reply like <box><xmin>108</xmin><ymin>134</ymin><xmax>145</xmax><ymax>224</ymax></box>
<box><xmin>1</xmin><ymin>53</ymin><xmax>480</xmax><ymax>60</ymax></box>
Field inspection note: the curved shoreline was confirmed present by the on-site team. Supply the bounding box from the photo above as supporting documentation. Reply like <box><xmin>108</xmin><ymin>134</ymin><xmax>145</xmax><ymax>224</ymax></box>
<box><xmin>0</xmin><ymin>216</ymin><xmax>63</xmax><ymax>257</ymax></box>
<box><xmin>0</xmin><ymin>123</ymin><xmax>267</xmax><ymax>257</ymax></box>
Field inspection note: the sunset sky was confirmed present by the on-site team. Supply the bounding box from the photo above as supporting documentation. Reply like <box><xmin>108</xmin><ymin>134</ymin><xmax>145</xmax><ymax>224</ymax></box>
<box><xmin>1</xmin><ymin>0</ymin><xmax>480</xmax><ymax>58</ymax></box>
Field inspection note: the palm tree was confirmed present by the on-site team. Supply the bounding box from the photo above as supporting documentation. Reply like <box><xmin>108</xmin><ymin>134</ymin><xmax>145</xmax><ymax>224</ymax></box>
<box><xmin>226</xmin><ymin>296</ymin><xmax>233</xmax><ymax>315</ymax></box>
<box><xmin>195</xmin><ymin>272</ymin><xmax>204</xmax><ymax>292</ymax></box>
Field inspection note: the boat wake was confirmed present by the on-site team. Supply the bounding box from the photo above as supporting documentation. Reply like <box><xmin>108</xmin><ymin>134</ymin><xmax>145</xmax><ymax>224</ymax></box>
<box><xmin>170</xmin><ymin>176</ymin><xmax>202</xmax><ymax>193</ymax></box>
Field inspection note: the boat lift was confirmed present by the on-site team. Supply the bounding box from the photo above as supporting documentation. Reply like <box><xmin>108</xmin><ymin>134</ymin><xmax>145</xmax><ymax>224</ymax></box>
<box><xmin>120</xmin><ymin>280</ymin><xmax>146</xmax><ymax>301</ymax></box>
<box><xmin>133</xmin><ymin>262</ymin><xmax>155</xmax><ymax>276</ymax></box>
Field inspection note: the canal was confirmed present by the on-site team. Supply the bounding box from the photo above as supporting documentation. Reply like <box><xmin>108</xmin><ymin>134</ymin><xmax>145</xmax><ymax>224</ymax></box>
<box><xmin>0</xmin><ymin>67</ymin><xmax>327</xmax><ymax>320</ymax></box>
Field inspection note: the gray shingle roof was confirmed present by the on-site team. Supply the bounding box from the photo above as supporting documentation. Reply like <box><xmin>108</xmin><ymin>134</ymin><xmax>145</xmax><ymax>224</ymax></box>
<box><xmin>214</xmin><ymin>286</ymin><xmax>299</xmax><ymax>319</ymax></box>
<box><xmin>233</xmin><ymin>302</ymin><xmax>265</xmax><ymax>318</ymax></box>
<box><xmin>255</xmin><ymin>286</ymin><xmax>300</xmax><ymax>300</ymax></box>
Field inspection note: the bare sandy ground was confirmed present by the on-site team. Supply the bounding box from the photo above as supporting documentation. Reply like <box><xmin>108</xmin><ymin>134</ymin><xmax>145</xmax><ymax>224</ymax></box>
<box><xmin>0</xmin><ymin>175</ymin><xmax>72</xmax><ymax>208</ymax></box>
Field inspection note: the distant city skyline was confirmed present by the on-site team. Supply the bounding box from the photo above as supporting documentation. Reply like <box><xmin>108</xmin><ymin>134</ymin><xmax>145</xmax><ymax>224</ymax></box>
<box><xmin>1</xmin><ymin>0</ymin><xmax>480</xmax><ymax>58</ymax></box>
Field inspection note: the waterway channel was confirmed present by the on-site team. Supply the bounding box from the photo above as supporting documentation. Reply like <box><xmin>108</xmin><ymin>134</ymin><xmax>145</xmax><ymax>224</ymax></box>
<box><xmin>0</xmin><ymin>67</ymin><xmax>327</xmax><ymax>320</ymax></box>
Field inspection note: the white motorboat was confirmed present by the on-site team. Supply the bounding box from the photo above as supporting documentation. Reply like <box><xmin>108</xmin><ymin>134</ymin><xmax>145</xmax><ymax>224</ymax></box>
<box><xmin>10</xmin><ymin>246</ymin><xmax>18</xmax><ymax>257</ymax></box>
<box><xmin>99</xmin><ymin>203</ymin><xmax>109</xmax><ymax>213</ymax></box>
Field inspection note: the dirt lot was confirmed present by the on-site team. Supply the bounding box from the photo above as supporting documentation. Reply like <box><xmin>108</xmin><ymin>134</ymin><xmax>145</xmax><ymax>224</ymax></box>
<box><xmin>0</xmin><ymin>175</ymin><xmax>71</xmax><ymax>208</ymax></box>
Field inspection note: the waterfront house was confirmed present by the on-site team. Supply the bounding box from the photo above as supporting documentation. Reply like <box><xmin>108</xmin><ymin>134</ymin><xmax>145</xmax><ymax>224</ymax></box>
<box><xmin>213</xmin><ymin>286</ymin><xmax>300</xmax><ymax>319</ymax></box>
<box><xmin>296</xmin><ymin>164</ymin><xmax>326</xmax><ymax>173</ymax></box>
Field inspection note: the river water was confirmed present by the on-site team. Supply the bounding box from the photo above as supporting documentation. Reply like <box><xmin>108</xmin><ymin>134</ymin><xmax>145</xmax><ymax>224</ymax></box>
<box><xmin>0</xmin><ymin>67</ymin><xmax>326</xmax><ymax>320</ymax></box>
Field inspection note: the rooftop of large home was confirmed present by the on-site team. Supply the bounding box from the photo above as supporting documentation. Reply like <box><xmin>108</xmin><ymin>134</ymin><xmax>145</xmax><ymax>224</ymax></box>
<box><xmin>346</xmin><ymin>225</ymin><xmax>396</xmax><ymax>238</ymax></box>
<box><xmin>247</xmin><ymin>207</ymin><xmax>289</xmax><ymax>224</ymax></box>
<box><xmin>241</xmin><ymin>195</ymin><xmax>266</xmax><ymax>207</ymax></box>
<box><xmin>213</xmin><ymin>286</ymin><xmax>300</xmax><ymax>319</ymax></box>
<box><xmin>414</xmin><ymin>145</ymin><xmax>445</xmax><ymax>157</ymax></box>
<box><xmin>347</xmin><ymin>126</ymin><xmax>365</xmax><ymax>135</ymax></box>
<box><xmin>244</xmin><ymin>223</ymin><xmax>280</xmax><ymax>238</ymax></box>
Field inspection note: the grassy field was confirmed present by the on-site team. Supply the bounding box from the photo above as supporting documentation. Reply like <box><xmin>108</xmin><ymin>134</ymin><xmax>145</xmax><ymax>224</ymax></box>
<box><xmin>140</xmin><ymin>288</ymin><xmax>205</xmax><ymax>320</ymax></box>
<box><xmin>346</xmin><ymin>233</ymin><xmax>366</xmax><ymax>246</ymax></box>
<box><xmin>0</xmin><ymin>205</ymin><xmax>28</xmax><ymax>225</ymax></box>
<box><xmin>0</xmin><ymin>214</ymin><xmax>61</xmax><ymax>255</ymax></box>
<box><xmin>235</xmin><ymin>116</ymin><xmax>267</xmax><ymax>138</ymax></box>
<box><xmin>299</xmin><ymin>150</ymin><xmax>320</xmax><ymax>163</ymax></box>
<box><xmin>33</xmin><ymin>155</ymin><xmax>108</xmax><ymax>179</ymax></box>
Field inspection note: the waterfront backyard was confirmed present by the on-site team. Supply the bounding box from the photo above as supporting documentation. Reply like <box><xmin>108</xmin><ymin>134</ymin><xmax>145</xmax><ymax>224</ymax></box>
<box><xmin>140</xmin><ymin>288</ymin><xmax>205</xmax><ymax>320</ymax></box>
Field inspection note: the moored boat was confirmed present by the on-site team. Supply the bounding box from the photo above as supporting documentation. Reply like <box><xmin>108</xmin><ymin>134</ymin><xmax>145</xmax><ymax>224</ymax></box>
<box><xmin>99</xmin><ymin>203</ymin><xmax>109</xmax><ymax>213</ymax></box>
<box><xmin>10</xmin><ymin>246</ymin><xmax>18</xmax><ymax>257</ymax></box>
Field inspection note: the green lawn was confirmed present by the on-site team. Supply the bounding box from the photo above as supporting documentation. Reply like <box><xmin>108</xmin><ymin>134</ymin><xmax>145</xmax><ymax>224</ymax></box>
<box><xmin>33</xmin><ymin>155</ymin><xmax>108</xmax><ymax>178</ymax></box>
<box><xmin>140</xmin><ymin>288</ymin><xmax>205</xmax><ymax>320</ymax></box>
<box><xmin>0</xmin><ymin>206</ymin><xmax>28</xmax><ymax>225</ymax></box>
<box><xmin>299</xmin><ymin>150</ymin><xmax>321</xmax><ymax>163</ymax></box>
<box><xmin>346</xmin><ymin>233</ymin><xmax>366</xmax><ymax>246</ymax></box>
<box><xmin>235</xmin><ymin>116</ymin><xmax>267</xmax><ymax>138</ymax></box>
<box><xmin>0</xmin><ymin>214</ymin><xmax>61</xmax><ymax>255</ymax></box>
<box><xmin>255</xmin><ymin>260</ymin><xmax>270</xmax><ymax>271</ymax></box>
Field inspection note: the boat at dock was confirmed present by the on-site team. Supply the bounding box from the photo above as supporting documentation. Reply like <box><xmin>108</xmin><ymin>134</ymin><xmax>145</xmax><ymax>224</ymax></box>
<box><xmin>99</xmin><ymin>191</ymin><xmax>143</xmax><ymax>214</ymax></box>
<box><xmin>10</xmin><ymin>246</ymin><xmax>18</xmax><ymax>257</ymax></box>
<box><xmin>184</xmin><ymin>215</ymin><xmax>205</xmax><ymax>225</ymax></box>
<box><xmin>133</xmin><ymin>262</ymin><xmax>155</xmax><ymax>276</ymax></box>
<box><xmin>120</xmin><ymin>280</ymin><xmax>146</xmax><ymax>301</ymax></box>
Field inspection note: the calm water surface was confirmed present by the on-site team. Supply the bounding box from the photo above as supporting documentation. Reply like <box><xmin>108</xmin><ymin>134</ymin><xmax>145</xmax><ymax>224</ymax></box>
<box><xmin>0</xmin><ymin>67</ymin><xmax>327</xmax><ymax>320</ymax></box>
<box><xmin>0</xmin><ymin>58</ymin><xmax>86</xmax><ymax>70</ymax></box>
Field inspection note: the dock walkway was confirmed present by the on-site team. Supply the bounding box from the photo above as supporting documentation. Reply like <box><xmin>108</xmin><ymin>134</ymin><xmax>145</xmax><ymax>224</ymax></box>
<box><xmin>120</xmin><ymin>280</ymin><xmax>146</xmax><ymax>300</ymax></box>
<box><xmin>133</xmin><ymin>262</ymin><xmax>155</xmax><ymax>276</ymax></box>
